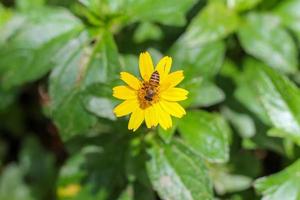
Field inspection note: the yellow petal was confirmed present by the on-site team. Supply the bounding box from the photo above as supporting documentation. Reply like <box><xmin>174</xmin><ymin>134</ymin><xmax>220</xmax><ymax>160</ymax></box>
<box><xmin>160</xmin><ymin>70</ymin><xmax>184</xmax><ymax>91</ymax></box>
<box><xmin>160</xmin><ymin>100</ymin><xmax>186</xmax><ymax>118</ymax></box>
<box><xmin>145</xmin><ymin>106</ymin><xmax>158</xmax><ymax>128</ymax></box>
<box><xmin>120</xmin><ymin>72</ymin><xmax>141</xmax><ymax>90</ymax></box>
<box><xmin>113</xmin><ymin>86</ymin><xmax>136</xmax><ymax>100</ymax></box>
<box><xmin>128</xmin><ymin>107</ymin><xmax>145</xmax><ymax>131</ymax></box>
<box><xmin>114</xmin><ymin>99</ymin><xmax>138</xmax><ymax>117</ymax></box>
<box><xmin>161</xmin><ymin>87</ymin><xmax>188</xmax><ymax>101</ymax></box>
<box><xmin>139</xmin><ymin>52</ymin><xmax>154</xmax><ymax>81</ymax></box>
<box><xmin>155</xmin><ymin>56</ymin><xmax>172</xmax><ymax>82</ymax></box>
<box><xmin>153</xmin><ymin>103</ymin><xmax>172</xmax><ymax>130</ymax></box>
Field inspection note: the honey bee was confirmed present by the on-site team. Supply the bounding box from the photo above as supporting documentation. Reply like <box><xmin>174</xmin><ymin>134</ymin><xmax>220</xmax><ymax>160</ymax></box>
<box><xmin>144</xmin><ymin>70</ymin><xmax>160</xmax><ymax>101</ymax></box>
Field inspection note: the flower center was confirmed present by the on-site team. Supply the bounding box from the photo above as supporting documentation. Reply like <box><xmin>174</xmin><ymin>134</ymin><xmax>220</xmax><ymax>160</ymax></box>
<box><xmin>138</xmin><ymin>81</ymin><xmax>160</xmax><ymax>109</ymax></box>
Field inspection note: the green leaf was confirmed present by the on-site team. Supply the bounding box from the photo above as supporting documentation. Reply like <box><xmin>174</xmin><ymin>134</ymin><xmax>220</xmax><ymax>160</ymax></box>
<box><xmin>226</xmin><ymin>0</ymin><xmax>262</xmax><ymax>11</ymax></box>
<box><xmin>182</xmin><ymin>79</ymin><xmax>225</xmax><ymax>108</ymax></box>
<box><xmin>255</xmin><ymin>159</ymin><xmax>300</xmax><ymax>200</ymax></box>
<box><xmin>211</xmin><ymin>165</ymin><xmax>252</xmax><ymax>195</ymax></box>
<box><xmin>134</xmin><ymin>22</ymin><xmax>163</xmax><ymax>43</ymax></box>
<box><xmin>82</xmin><ymin>134</ymin><xmax>129</xmax><ymax>200</ymax></box>
<box><xmin>171</xmin><ymin>40</ymin><xmax>225</xmax><ymax>80</ymax></box>
<box><xmin>158</xmin><ymin>119</ymin><xmax>178</xmax><ymax>143</ymax></box>
<box><xmin>57</xmin><ymin>152</ymin><xmax>86</xmax><ymax>187</ymax></box>
<box><xmin>122</xmin><ymin>0</ymin><xmax>197</xmax><ymax>26</ymax></box>
<box><xmin>51</xmin><ymin>90</ymin><xmax>97</xmax><ymax>141</ymax></box>
<box><xmin>174</xmin><ymin>2</ymin><xmax>239</xmax><ymax>46</ymax></box>
<box><xmin>83</xmin><ymin>84</ymin><xmax>117</xmax><ymax>121</ymax></box>
<box><xmin>16</xmin><ymin>0</ymin><xmax>45</xmax><ymax>11</ymax></box>
<box><xmin>117</xmin><ymin>185</ymin><xmax>134</xmax><ymax>200</ymax></box>
<box><xmin>0</xmin><ymin>4</ymin><xmax>13</xmax><ymax>27</ymax></box>
<box><xmin>19</xmin><ymin>137</ymin><xmax>56</xmax><ymax>200</ymax></box>
<box><xmin>146</xmin><ymin>139</ymin><xmax>213</xmax><ymax>200</ymax></box>
<box><xmin>0</xmin><ymin>165</ymin><xmax>34</xmax><ymax>200</ymax></box>
<box><xmin>235</xmin><ymin>59</ymin><xmax>271</xmax><ymax>124</ymax></box>
<box><xmin>221</xmin><ymin>107</ymin><xmax>256</xmax><ymax>138</ymax></box>
<box><xmin>81</xmin><ymin>0</ymin><xmax>197</xmax><ymax>26</ymax></box>
<box><xmin>238</xmin><ymin>13</ymin><xmax>298</xmax><ymax>74</ymax></box>
<box><xmin>49</xmin><ymin>31</ymin><xmax>120</xmax><ymax>140</ymax></box>
<box><xmin>178</xmin><ymin>110</ymin><xmax>231</xmax><ymax>163</ymax></box>
<box><xmin>0</xmin><ymin>7</ymin><xmax>83</xmax><ymax>89</ymax></box>
<box><xmin>248</xmin><ymin>61</ymin><xmax>300</xmax><ymax>145</ymax></box>
<box><xmin>274</xmin><ymin>0</ymin><xmax>300</xmax><ymax>45</ymax></box>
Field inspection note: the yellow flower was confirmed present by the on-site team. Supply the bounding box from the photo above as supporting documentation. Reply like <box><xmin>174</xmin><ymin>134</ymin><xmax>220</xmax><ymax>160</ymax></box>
<box><xmin>57</xmin><ymin>184</ymin><xmax>81</xmax><ymax>198</ymax></box>
<box><xmin>113</xmin><ymin>51</ymin><xmax>188</xmax><ymax>131</ymax></box>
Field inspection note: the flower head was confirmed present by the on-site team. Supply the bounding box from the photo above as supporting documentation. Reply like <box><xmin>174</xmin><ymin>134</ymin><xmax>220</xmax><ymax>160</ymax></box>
<box><xmin>113</xmin><ymin>51</ymin><xmax>188</xmax><ymax>131</ymax></box>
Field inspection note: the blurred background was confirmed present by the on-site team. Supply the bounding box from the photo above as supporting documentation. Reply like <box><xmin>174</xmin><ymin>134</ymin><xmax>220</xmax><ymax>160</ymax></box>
<box><xmin>1</xmin><ymin>0</ymin><xmax>300</xmax><ymax>199</ymax></box>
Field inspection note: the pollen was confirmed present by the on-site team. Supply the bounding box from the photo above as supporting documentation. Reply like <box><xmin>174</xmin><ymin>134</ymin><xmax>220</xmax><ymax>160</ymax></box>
<box><xmin>138</xmin><ymin>81</ymin><xmax>160</xmax><ymax>109</ymax></box>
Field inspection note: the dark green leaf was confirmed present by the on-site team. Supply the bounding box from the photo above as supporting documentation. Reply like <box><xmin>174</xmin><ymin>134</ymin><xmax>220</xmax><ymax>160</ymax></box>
<box><xmin>19</xmin><ymin>137</ymin><xmax>56</xmax><ymax>200</ymax></box>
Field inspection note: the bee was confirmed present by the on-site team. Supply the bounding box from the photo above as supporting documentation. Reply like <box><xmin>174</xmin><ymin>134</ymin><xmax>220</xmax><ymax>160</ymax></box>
<box><xmin>144</xmin><ymin>70</ymin><xmax>160</xmax><ymax>101</ymax></box>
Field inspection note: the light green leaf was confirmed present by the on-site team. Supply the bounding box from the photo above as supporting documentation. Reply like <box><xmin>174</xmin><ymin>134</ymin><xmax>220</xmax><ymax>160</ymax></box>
<box><xmin>235</xmin><ymin>59</ymin><xmax>271</xmax><ymax>124</ymax></box>
<box><xmin>237</xmin><ymin>59</ymin><xmax>300</xmax><ymax>145</ymax></box>
<box><xmin>226</xmin><ymin>0</ymin><xmax>262</xmax><ymax>11</ymax></box>
<box><xmin>83</xmin><ymin>84</ymin><xmax>117</xmax><ymax>121</ymax></box>
<box><xmin>171</xmin><ymin>40</ymin><xmax>225</xmax><ymax>79</ymax></box>
<box><xmin>146</xmin><ymin>139</ymin><xmax>213</xmax><ymax>200</ymax></box>
<box><xmin>57</xmin><ymin>152</ymin><xmax>86</xmax><ymax>187</ymax></box>
<box><xmin>175</xmin><ymin>2</ymin><xmax>239</xmax><ymax>46</ymax></box>
<box><xmin>211</xmin><ymin>165</ymin><xmax>252</xmax><ymax>195</ymax></box>
<box><xmin>255</xmin><ymin>159</ymin><xmax>300</xmax><ymax>200</ymax></box>
<box><xmin>134</xmin><ymin>22</ymin><xmax>163</xmax><ymax>43</ymax></box>
<box><xmin>274</xmin><ymin>0</ymin><xmax>300</xmax><ymax>45</ymax></box>
<box><xmin>255</xmin><ymin>63</ymin><xmax>300</xmax><ymax>144</ymax></box>
<box><xmin>16</xmin><ymin>0</ymin><xmax>45</xmax><ymax>11</ymax></box>
<box><xmin>238</xmin><ymin>13</ymin><xmax>298</xmax><ymax>74</ymax></box>
<box><xmin>81</xmin><ymin>0</ymin><xmax>197</xmax><ymax>26</ymax></box>
<box><xmin>123</xmin><ymin>0</ymin><xmax>197</xmax><ymax>26</ymax></box>
<box><xmin>117</xmin><ymin>185</ymin><xmax>134</xmax><ymax>200</ymax></box>
<box><xmin>49</xmin><ymin>31</ymin><xmax>120</xmax><ymax>140</ymax></box>
<box><xmin>0</xmin><ymin>7</ymin><xmax>83</xmax><ymax>89</ymax></box>
<box><xmin>0</xmin><ymin>165</ymin><xmax>34</xmax><ymax>200</ymax></box>
<box><xmin>182</xmin><ymin>79</ymin><xmax>225</xmax><ymax>108</ymax></box>
<box><xmin>221</xmin><ymin>107</ymin><xmax>256</xmax><ymax>138</ymax></box>
<box><xmin>0</xmin><ymin>4</ymin><xmax>13</xmax><ymax>27</ymax></box>
<box><xmin>158</xmin><ymin>119</ymin><xmax>178</xmax><ymax>143</ymax></box>
<box><xmin>178</xmin><ymin>110</ymin><xmax>231</xmax><ymax>163</ymax></box>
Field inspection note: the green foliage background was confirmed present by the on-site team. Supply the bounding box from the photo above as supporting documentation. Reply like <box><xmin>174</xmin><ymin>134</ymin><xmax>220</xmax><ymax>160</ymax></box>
<box><xmin>1</xmin><ymin>0</ymin><xmax>300</xmax><ymax>199</ymax></box>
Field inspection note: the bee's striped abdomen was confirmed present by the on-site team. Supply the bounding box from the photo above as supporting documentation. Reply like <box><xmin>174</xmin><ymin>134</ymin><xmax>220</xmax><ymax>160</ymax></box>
<box><xmin>149</xmin><ymin>71</ymin><xmax>160</xmax><ymax>86</ymax></box>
